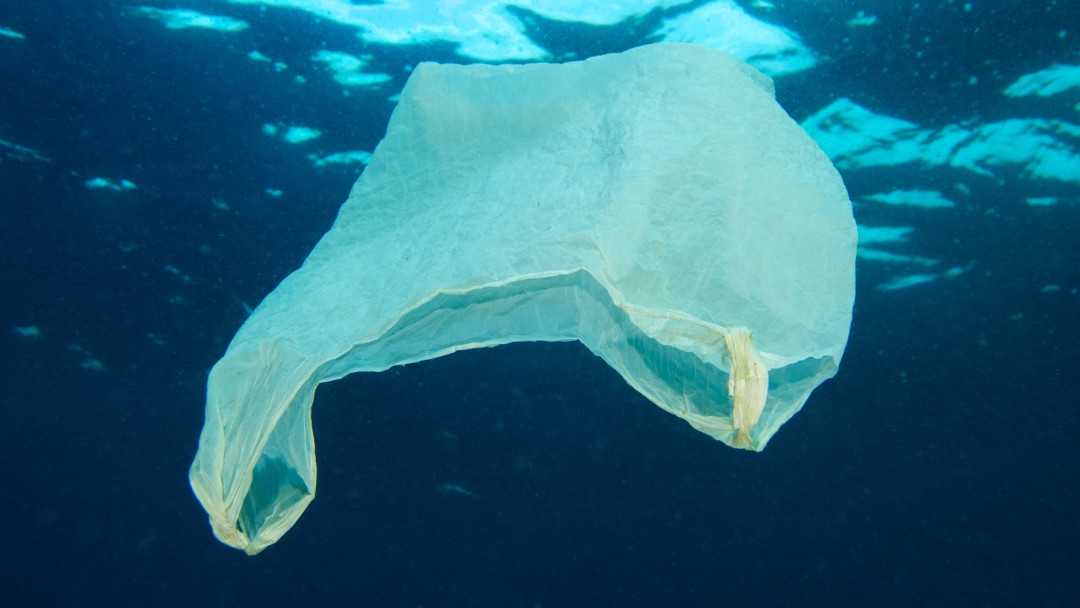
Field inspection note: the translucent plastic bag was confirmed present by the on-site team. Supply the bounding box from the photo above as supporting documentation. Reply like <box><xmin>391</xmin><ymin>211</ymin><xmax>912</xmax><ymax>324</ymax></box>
<box><xmin>190</xmin><ymin>43</ymin><xmax>856</xmax><ymax>554</ymax></box>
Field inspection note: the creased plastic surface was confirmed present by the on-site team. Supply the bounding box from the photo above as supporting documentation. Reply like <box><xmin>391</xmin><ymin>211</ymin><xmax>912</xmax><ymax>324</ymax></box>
<box><xmin>189</xmin><ymin>43</ymin><xmax>856</xmax><ymax>554</ymax></box>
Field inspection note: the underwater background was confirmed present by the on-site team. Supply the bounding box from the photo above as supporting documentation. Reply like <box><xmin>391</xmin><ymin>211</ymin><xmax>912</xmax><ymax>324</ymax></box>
<box><xmin>1</xmin><ymin>1</ymin><xmax>1078</xmax><ymax>606</ymax></box>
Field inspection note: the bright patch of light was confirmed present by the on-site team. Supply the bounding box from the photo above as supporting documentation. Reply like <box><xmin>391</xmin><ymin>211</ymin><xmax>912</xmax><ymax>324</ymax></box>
<box><xmin>857</xmin><ymin>225</ymin><xmax>914</xmax><ymax>244</ymax></box>
<box><xmin>134</xmin><ymin>7</ymin><xmax>250</xmax><ymax>32</ymax></box>
<box><xmin>1005</xmin><ymin>64</ymin><xmax>1080</xmax><ymax>97</ymax></box>
<box><xmin>225</xmin><ymin>0</ymin><xmax>808</xmax><ymax>72</ymax></box>
<box><xmin>0</xmin><ymin>25</ymin><xmax>25</xmax><ymax>39</ymax></box>
<box><xmin>264</xmin><ymin>124</ymin><xmax>323</xmax><ymax>144</ymax></box>
<box><xmin>862</xmin><ymin>190</ymin><xmax>956</xmax><ymax>209</ymax></box>
<box><xmin>878</xmin><ymin>274</ymin><xmax>937</xmax><ymax>291</ymax></box>
<box><xmin>846</xmin><ymin>11</ymin><xmax>877</xmax><ymax>28</ymax></box>
<box><xmin>85</xmin><ymin>177</ymin><xmax>138</xmax><ymax>191</ymax></box>
<box><xmin>802</xmin><ymin>98</ymin><xmax>1080</xmax><ymax>184</ymax></box>
<box><xmin>312</xmin><ymin>50</ymin><xmax>392</xmax><ymax>87</ymax></box>
<box><xmin>310</xmin><ymin>150</ymin><xmax>373</xmax><ymax>167</ymax></box>
<box><xmin>0</xmin><ymin>137</ymin><xmax>49</xmax><ymax>162</ymax></box>
<box><xmin>652</xmin><ymin>0</ymin><xmax>816</xmax><ymax>76</ymax></box>
<box><xmin>12</xmin><ymin>326</ymin><xmax>41</xmax><ymax>339</ymax></box>
<box><xmin>1026</xmin><ymin>197</ymin><xmax>1059</xmax><ymax>206</ymax></box>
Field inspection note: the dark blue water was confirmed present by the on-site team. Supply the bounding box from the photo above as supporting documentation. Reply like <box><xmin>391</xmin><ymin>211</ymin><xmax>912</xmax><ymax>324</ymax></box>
<box><xmin>2</xmin><ymin>1</ymin><xmax>1078</xmax><ymax>606</ymax></box>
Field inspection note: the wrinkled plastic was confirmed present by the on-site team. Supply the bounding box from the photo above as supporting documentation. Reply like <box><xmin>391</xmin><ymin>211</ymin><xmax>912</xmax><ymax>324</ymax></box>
<box><xmin>190</xmin><ymin>43</ymin><xmax>856</xmax><ymax>554</ymax></box>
